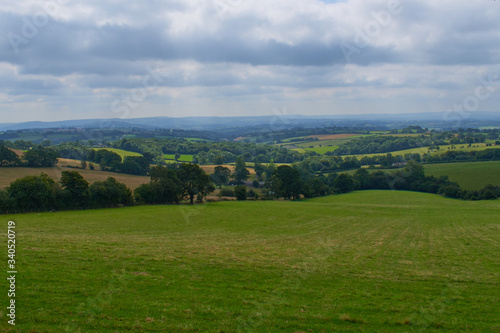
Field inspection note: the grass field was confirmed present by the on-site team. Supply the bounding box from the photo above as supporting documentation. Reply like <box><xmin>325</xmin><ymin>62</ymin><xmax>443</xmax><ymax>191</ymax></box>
<box><xmin>163</xmin><ymin>154</ymin><xmax>194</xmax><ymax>162</ymax></box>
<box><xmin>424</xmin><ymin>161</ymin><xmax>500</xmax><ymax>190</ymax></box>
<box><xmin>2</xmin><ymin>191</ymin><xmax>499</xmax><ymax>332</ymax></box>
<box><xmin>346</xmin><ymin>143</ymin><xmax>495</xmax><ymax>160</ymax></box>
<box><xmin>94</xmin><ymin>148</ymin><xmax>143</xmax><ymax>158</ymax></box>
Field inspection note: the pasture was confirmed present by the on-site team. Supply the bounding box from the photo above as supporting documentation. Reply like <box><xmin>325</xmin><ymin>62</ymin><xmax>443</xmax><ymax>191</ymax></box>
<box><xmin>424</xmin><ymin>161</ymin><xmax>500</xmax><ymax>190</ymax></box>
<box><xmin>2</xmin><ymin>191</ymin><xmax>499</xmax><ymax>332</ymax></box>
<box><xmin>163</xmin><ymin>154</ymin><xmax>194</xmax><ymax>162</ymax></box>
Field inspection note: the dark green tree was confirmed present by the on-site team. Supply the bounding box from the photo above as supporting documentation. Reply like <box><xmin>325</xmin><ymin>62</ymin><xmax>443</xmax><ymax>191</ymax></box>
<box><xmin>0</xmin><ymin>146</ymin><xmax>20</xmax><ymax>166</ymax></box>
<box><xmin>60</xmin><ymin>171</ymin><xmax>90</xmax><ymax>209</ymax></box>
<box><xmin>24</xmin><ymin>147</ymin><xmax>58</xmax><ymax>167</ymax></box>
<box><xmin>270</xmin><ymin>165</ymin><xmax>303</xmax><ymax>200</ymax></box>
<box><xmin>177</xmin><ymin>163</ymin><xmax>212</xmax><ymax>204</ymax></box>
<box><xmin>234</xmin><ymin>185</ymin><xmax>247</xmax><ymax>201</ymax></box>
<box><xmin>211</xmin><ymin>166</ymin><xmax>231</xmax><ymax>188</ymax></box>
<box><xmin>232</xmin><ymin>155</ymin><xmax>250</xmax><ymax>184</ymax></box>
<box><xmin>89</xmin><ymin>177</ymin><xmax>133</xmax><ymax>208</ymax></box>
<box><xmin>333</xmin><ymin>173</ymin><xmax>355</xmax><ymax>194</ymax></box>
<box><xmin>7</xmin><ymin>173</ymin><xmax>59</xmax><ymax>212</ymax></box>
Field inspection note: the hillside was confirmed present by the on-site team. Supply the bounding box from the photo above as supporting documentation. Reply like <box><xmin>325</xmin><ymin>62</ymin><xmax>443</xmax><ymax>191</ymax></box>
<box><xmin>3</xmin><ymin>191</ymin><xmax>499</xmax><ymax>332</ymax></box>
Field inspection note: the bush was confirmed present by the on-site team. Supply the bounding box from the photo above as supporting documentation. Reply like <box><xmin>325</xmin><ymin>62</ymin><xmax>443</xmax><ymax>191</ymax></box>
<box><xmin>234</xmin><ymin>185</ymin><xmax>247</xmax><ymax>201</ymax></box>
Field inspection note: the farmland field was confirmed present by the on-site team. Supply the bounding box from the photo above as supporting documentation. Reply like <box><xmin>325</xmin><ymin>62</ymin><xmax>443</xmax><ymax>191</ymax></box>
<box><xmin>345</xmin><ymin>143</ymin><xmax>495</xmax><ymax>160</ymax></box>
<box><xmin>0</xmin><ymin>164</ymin><xmax>149</xmax><ymax>190</ymax></box>
<box><xmin>424</xmin><ymin>161</ymin><xmax>500</xmax><ymax>190</ymax></box>
<box><xmin>163</xmin><ymin>154</ymin><xmax>194</xmax><ymax>162</ymax></box>
<box><xmin>2</xmin><ymin>191</ymin><xmax>499</xmax><ymax>332</ymax></box>
<box><xmin>94</xmin><ymin>148</ymin><xmax>143</xmax><ymax>158</ymax></box>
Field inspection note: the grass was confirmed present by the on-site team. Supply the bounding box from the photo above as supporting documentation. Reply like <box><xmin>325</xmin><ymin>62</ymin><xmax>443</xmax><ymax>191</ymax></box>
<box><xmin>1</xmin><ymin>191</ymin><xmax>499</xmax><ymax>332</ymax></box>
<box><xmin>94</xmin><ymin>148</ymin><xmax>143</xmax><ymax>158</ymax></box>
<box><xmin>163</xmin><ymin>154</ymin><xmax>194</xmax><ymax>162</ymax></box>
<box><xmin>346</xmin><ymin>143</ymin><xmax>494</xmax><ymax>160</ymax></box>
<box><xmin>424</xmin><ymin>161</ymin><xmax>500</xmax><ymax>190</ymax></box>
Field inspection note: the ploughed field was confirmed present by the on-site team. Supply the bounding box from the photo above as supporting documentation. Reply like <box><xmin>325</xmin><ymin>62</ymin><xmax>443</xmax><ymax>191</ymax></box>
<box><xmin>2</xmin><ymin>191</ymin><xmax>499</xmax><ymax>332</ymax></box>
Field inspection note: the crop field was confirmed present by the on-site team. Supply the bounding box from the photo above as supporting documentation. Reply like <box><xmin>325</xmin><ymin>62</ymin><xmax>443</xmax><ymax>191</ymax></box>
<box><xmin>2</xmin><ymin>191</ymin><xmax>499</xmax><ymax>332</ymax></box>
<box><xmin>94</xmin><ymin>148</ymin><xmax>143</xmax><ymax>159</ymax></box>
<box><xmin>0</xmin><ymin>164</ymin><xmax>149</xmax><ymax>190</ymax></box>
<box><xmin>424</xmin><ymin>161</ymin><xmax>500</xmax><ymax>190</ymax></box>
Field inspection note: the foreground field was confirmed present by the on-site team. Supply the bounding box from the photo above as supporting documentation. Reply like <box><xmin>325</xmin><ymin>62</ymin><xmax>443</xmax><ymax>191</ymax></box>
<box><xmin>1</xmin><ymin>191</ymin><xmax>499</xmax><ymax>332</ymax></box>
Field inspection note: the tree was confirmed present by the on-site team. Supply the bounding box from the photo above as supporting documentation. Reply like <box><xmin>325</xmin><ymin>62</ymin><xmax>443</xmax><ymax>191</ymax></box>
<box><xmin>234</xmin><ymin>185</ymin><xmax>247</xmax><ymax>200</ymax></box>
<box><xmin>232</xmin><ymin>155</ymin><xmax>250</xmax><ymax>184</ymax></box>
<box><xmin>60</xmin><ymin>171</ymin><xmax>90</xmax><ymax>209</ymax></box>
<box><xmin>174</xmin><ymin>153</ymin><xmax>181</xmax><ymax>161</ymax></box>
<box><xmin>0</xmin><ymin>146</ymin><xmax>20</xmax><ymax>167</ymax></box>
<box><xmin>211</xmin><ymin>166</ymin><xmax>231</xmax><ymax>188</ymax></box>
<box><xmin>7</xmin><ymin>173</ymin><xmax>59</xmax><ymax>212</ymax></box>
<box><xmin>89</xmin><ymin>177</ymin><xmax>133</xmax><ymax>208</ymax></box>
<box><xmin>135</xmin><ymin>165</ymin><xmax>183</xmax><ymax>204</ymax></box>
<box><xmin>333</xmin><ymin>173</ymin><xmax>355</xmax><ymax>194</ymax></box>
<box><xmin>177</xmin><ymin>163</ymin><xmax>212</xmax><ymax>204</ymax></box>
<box><xmin>269</xmin><ymin>165</ymin><xmax>303</xmax><ymax>200</ymax></box>
<box><xmin>24</xmin><ymin>147</ymin><xmax>58</xmax><ymax>167</ymax></box>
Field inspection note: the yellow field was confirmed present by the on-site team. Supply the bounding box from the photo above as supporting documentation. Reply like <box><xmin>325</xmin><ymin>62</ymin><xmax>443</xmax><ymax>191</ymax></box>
<box><xmin>0</xmin><ymin>161</ymin><xmax>149</xmax><ymax>190</ymax></box>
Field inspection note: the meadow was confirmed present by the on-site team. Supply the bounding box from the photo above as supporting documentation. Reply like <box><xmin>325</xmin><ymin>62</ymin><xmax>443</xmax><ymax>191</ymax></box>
<box><xmin>424</xmin><ymin>161</ymin><xmax>500</xmax><ymax>190</ymax></box>
<box><xmin>1</xmin><ymin>191</ymin><xmax>499</xmax><ymax>332</ymax></box>
<box><xmin>163</xmin><ymin>154</ymin><xmax>194</xmax><ymax>162</ymax></box>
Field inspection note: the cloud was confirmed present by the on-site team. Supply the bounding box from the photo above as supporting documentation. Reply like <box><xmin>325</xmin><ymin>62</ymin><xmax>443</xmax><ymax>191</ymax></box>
<box><xmin>0</xmin><ymin>0</ymin><xmax>499</xmax><ymax>122</ymax></box>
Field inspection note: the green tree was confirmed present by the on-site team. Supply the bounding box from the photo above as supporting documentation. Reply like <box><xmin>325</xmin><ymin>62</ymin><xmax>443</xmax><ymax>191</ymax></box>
<box><xmin>89</xmin><ymin>177</ymin><xmax>133</xmax><ymax>208</ymax></box>
<box><xmin>24</xmin><ymin>147</ymin><xmax>59</xmax><ymax>167</ymax></box>
<box><xmin>0</xmin><ymin>146</ymin><xmax>20</xmax><ymax>167</ymax></box>
<box><xmin>7</xmin><ymin>173</ymin><xmax>59</xmax><ymax>212</ymax></box>
<box><xmin>233</xmin><ymin>155</ymin><xmax>250</xmax><ymax>184</ymax></box>
<box><xmin>60</xmin><ymin>171</ymin><xmax>90</xmax><ymax>209</ymax></box>
<box><xmin>234</xmin><ymin>185</ymin><xmax>247</xmax><ymax>201</ymax></box>
<box><xmin>135</xmin><ymin>165</ymin><xmax>183</xmax><ymax>204</ymax></box>
<box><xmin>211</xmin><ymin>166</ymin><xmax>231</xmax><ymax>188</ymax></box>
<box><xmin>177</xmin><ymin>163</ymin><xmax>212</xmax><ymax>204</ymax></box>
<box><xmin>270</xmin><ymin>165</ymin><xmax>303</xmax><ymax>200</ymax></box>
<box><xmin>333</xmin><ymin>173</ymin><xmax>355</xmax><ymax>194</ymax></box>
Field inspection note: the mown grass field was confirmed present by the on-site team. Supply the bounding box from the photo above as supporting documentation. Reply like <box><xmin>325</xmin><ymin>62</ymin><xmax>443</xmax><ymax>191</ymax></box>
<box><xmin>1</xmin><ymin>191</ymin><xmax>499</xmax><ymax>332</ymax></box>
<box><xmin>424</xmin><ymin>161</ymin><xmax>500</xmax><ymax>190</ymax></box>
<box><xmin>94</xmin><ymin>148</ymin><xmax>143</xmax><ymax>158</ymax></box>
<box><xmin>163</xmin><ymin>154</ymin><xmax>194</xmax><ymax>162</ymax></box>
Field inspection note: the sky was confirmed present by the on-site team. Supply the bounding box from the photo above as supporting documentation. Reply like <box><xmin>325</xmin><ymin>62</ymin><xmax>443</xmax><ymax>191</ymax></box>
<box><xmin>0</xmin><ymin>0</ymin><xmax>499</xmax><ymax>123</ymax></box>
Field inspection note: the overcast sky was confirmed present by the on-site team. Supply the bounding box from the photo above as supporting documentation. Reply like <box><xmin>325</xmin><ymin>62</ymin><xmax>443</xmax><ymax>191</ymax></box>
<box><xmin>0</xmin><ymin>0</ymin><xmax>499</xmax><ymax>123</ymax></box>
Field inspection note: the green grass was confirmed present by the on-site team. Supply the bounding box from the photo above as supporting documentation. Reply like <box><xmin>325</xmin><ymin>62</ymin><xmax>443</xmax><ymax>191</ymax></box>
<box><xmin>94</xmin><ymin>148</ymin><xmax>143</xmax><ymax>158</ymax></box>
<box><xmin>163</xmin><ymin>154</ymin><xmax>194</xmax><ymax>162</ymax></box>
<box><xmin>346</xmin><ymin>143</ymin><xmax>494</xmax><ymax>160</ymax></box>
<box><xmin>2</xmin><ymin>191</ymin><xmax>499</xmax><ymax>332</ymax></box>
<box><xmin>424</xmin><ymin>161</ymin><xmax>500</xmax><ymax>190</ymax></box>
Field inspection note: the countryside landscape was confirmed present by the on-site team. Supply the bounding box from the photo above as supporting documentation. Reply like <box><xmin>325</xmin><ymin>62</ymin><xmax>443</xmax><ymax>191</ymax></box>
<box><xmin>2</xmin><ymin>0</ymin><xmax>500</xmax><ymax>332</ymax></box>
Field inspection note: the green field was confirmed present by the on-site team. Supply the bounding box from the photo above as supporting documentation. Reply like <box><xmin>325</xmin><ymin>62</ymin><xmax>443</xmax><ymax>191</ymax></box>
<box><xmin>424</xmin><ymin>161</ymin><xmax>500</xmax><ymax>190</ymax></box>
<box><xmin>163</xmin><ymin>154</ymin><xmax>194</xmax><ymax>162</ymax></box>
<box><xmin>2</xmin><ymin>191</ymin><xmax>499</xmax><ymax>332</ymax></box>
<box><xmin>94</xmin><ymin>148</ymin><xmax>143</xmax><ymax>158</ymax></box>
<box><xmin>346</xmin><ymin>143</ymin><xmax>494</xmax><ymax>160</ymax></box>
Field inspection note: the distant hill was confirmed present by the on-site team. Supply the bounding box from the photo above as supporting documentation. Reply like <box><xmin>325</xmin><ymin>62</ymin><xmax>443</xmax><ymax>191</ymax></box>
<box><xmin>1</xmin><ymin>112</ymin><xmax>500</xmax><ymax>131</ymax></box>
